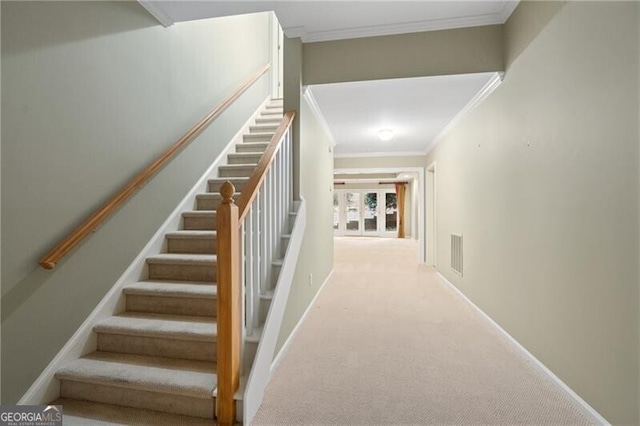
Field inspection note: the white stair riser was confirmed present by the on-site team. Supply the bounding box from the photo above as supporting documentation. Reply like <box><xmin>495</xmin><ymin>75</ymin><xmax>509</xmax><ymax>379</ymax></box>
<box><xmin>97</xmin><ymin>334</ymin><xmax>216</xmax><ymax>362</ymax></box>
<box><xmin>148</xmin><ymin>263</ymin><xmax>216</xmax><ymax>282</ymax></box>
<box><xmin>126</xmin><ymin>295</ymin><xmax>216</xmax><ymax>317</ymax></box>
<box><xmin>60</xmin><ymin>381</ymin><xmax>214</xmax><ymax>419</ymax></box>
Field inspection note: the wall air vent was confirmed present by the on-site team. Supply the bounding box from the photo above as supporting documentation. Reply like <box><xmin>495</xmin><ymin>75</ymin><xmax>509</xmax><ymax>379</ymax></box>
<box><xmin>451</xmin><ymin>234</ymin><xmax>463</xmax><ymax>276</ymax></box>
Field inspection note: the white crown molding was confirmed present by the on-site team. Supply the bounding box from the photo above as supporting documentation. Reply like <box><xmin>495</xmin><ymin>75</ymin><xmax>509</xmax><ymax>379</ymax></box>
<box><xmin>334</xmin><ymin>150</ymin><xmax>428</xmax><ymax>159</ymax></box>
<box><xmin>284</xmin><ymin>25</ymin><xmax>307</xmax><ymax>40</ymax></box>
<box><xmin>286</xmin><ymin>12</ymin><xmax>507</xmax><ymax>43</ymax></box>
<box><xmin>425</xmin><ymin>71</ymin><xmax>504</xmax><ymax>155</ymax></box>
<box><xmin>138</xmin><ymin>1</ymin><xmax>175</xmax><ymax>27</ymax></box>
<box><xmin>436</xmin><ymin>273</ymin><xmax>609</xmax><ymax>426</ymax></box>
<box><xmin>499</xmin><ymin>1</ymin><xmax>521</xmax><ymax>22</ymax></box>
<box><xmin>302</xmin><ymin>86</ymin><xmax>337</xmax><ymax>147</ymax></box>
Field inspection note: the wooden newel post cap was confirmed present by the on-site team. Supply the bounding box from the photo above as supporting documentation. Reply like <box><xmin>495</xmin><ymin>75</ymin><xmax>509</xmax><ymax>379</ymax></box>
<box><xmin>220</xmin><ymin>181</ymin><xmax>236</xmax><ymax>204</ymax></box>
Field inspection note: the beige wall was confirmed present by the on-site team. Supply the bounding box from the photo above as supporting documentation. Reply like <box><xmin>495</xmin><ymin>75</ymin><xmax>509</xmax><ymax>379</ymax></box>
<box><xmin>303</xmin><ymin>25</ymin><xmax>504</xmax><ymax>85</ymax></box>
<box><xmin>335</xmin><ymin>155</ymin><xmax>426</xmax><ymax>170</ymax></box>
<box><xmin>1</xmin><ymin>1</ymin><xmax>271</xmax><ymax>403</ymax></box>
<box><xmin>276</xmin><ymin>84</ymin><xmax>334</xmax><ymax>352</ymax></box>
<box><xmin>426</xmin><ymin>2</ymin><xmax>638</xmax><ymax>423</ymax></box>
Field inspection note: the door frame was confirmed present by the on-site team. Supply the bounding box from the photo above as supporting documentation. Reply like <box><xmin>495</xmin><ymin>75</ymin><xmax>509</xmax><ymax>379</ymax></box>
<box><xmin>426</xmin><ymin>162</ymin><xmax>437</xmax><ymax>267</ymax></box>
<box><xmin>334</xmin><ymin>189</ymin><xmax>399</xmax><ymax>237</ymax></box>
<box><xmin>334</xmin><ymin>167</ymin><xmax>426</xmax><ymax>264</ymax></box>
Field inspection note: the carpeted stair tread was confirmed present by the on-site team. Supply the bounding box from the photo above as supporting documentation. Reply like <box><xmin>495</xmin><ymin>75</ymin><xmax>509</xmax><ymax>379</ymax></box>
<box><xmin>250</xmin><ymin>124</ymin><xmax>279</xmax><ymax>133</ymax></box>
<box><xmin>236</xmin><ymin>142</ymin><xmax>269</xmax><ymax>152</ymax></box>
<box><xmin>124</xmin><ymin>281</ymin><xmax>216</xmax><ymax>299</ymax></box>
<box><xmin>94</xmin><ymin>313</ymin><xmax>216</xmax><ymax>342</ymax></box>
<box><xmin>218</xmin><ymin>164</ymin><xmax>258</xmax><ymax>170</ymax></box>
<box><xmin>182</xmin><ymin>211</ymin><xmax>216</xmax><ymax>218</ymax></box>
<box><xmin>146</xmin><ymin>253</ymin><xmax>216</xmax><ymax>265</ymax></box>
<box><xmin>208</xmin><ymin>177</ymin><xmax>249</xmax><ymax>185</ymax></box>
<box><xmin>256</xmin><ymin>117</ymin><xmax>282</xmax><ymax>124</ymax></box>
<box><xmin>53</xmin><ymin>398</ymin><xmax>215</xmax><ymax>426</ymax></box>
<box><xmin>165</xmin><ymin>230</ymin><xmax>216</xmax><ymax>240</ymax></box>
<box><xmin>55</xmin><ymin>352</ymin><xmax>216</xmax><ymax>399</ymax></box>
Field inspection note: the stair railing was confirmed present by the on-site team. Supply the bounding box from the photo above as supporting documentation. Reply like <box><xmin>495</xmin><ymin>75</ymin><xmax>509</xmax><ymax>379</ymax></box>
<box><xmin>38</xmin><ymin>63</ymin><xmax>271</xmax><ymax>270</ymax></box>
<box><xmin>216</xmin><ymin>110</ymin><xmax>295</xmax><ymax>425</ymax></box>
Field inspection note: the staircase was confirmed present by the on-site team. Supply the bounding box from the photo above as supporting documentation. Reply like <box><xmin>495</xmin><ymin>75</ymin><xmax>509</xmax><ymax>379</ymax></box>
<box><xmin>51</xmin><ymin>99</ymin><xmax>286</xmax><ymax>424</ymax></box>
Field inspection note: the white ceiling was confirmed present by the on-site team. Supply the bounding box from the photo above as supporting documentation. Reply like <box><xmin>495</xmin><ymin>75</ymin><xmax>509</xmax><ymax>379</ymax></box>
<box><xmin>138</xmin><ymin>1</ymin><xmax>515</xmax><ymax>157</ymax></box>
<box><xmin>309</xmin><ymin>72</ymin><xmax>499</xmax><ymax>157</ymax></box>
<box><xmin>140</xmin><ymin>1</ymin><xmax>519</xmax><ymax>42</ymax></box>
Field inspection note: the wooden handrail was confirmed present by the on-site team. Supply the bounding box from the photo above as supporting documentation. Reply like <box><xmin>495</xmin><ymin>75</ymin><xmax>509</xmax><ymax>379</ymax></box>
<box><xmin>38</xmin><ymin>63</ymin><xmax>271</xmax><ymax>270</ymax></box>
<box><xmin>236</xmin><ymin>110</ymin><xmax>296</xmax><ymax>223</ymax></box>
<box><xmin>216</xmin><ymin>110</ymin><xmax>295</xmax><ymax>424</ymax></box>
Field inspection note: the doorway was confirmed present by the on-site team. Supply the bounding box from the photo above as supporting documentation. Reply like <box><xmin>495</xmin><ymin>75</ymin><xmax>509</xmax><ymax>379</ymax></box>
<box><xmin>426</xmin><ymin>162</ymin><xmax>436</xmax><ymax>267</ymax></box>
<box><xmin>334</xmin><ymin>190</ymin><xmax>399</xmax><ymax>237</ymax></box>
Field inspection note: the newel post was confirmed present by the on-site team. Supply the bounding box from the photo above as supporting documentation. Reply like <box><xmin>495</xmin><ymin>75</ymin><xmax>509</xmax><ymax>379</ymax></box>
<box><xmin>216</xmin><ymin>182</ymin><xmax>241</xmax><ymax>425</ymax></box>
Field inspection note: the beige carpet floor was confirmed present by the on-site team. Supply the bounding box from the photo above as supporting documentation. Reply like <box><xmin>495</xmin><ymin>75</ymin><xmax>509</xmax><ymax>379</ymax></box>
<box><xmin>251</xmin><ymin>237</ymin><xmax>592</xmax><ymax>425</ymax></box>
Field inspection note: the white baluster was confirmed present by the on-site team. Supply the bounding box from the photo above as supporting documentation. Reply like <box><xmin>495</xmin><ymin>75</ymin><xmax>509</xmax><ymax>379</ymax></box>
<box><xmin>251</xmin><ymin>196</ymin><xmax>260</xmax><ymax>328</ymax></box>
<box><xmin>266</xmin><ymin>169</ymin><xmax>274</xmax><ymax>290</ymax></box>
<box><xmin>239</xmin><ymin>221</ymin><xmax>247</xmax><ymax>340</ymax></box>
<box><xmin>244</xmin><ymin>212</ymin><xmax>253</xmax><ymax>337</ymax></box>
<box><xmin>258</xmin><ymin>187</ymin><xmax>267</xmax><ymax>295</ymax></box>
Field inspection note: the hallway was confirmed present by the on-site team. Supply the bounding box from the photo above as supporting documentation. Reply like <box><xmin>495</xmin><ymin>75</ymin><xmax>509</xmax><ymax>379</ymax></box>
<box><xmin>252</xmin><ymin>237</ymin><xmax>590</xmax><ymax>425</ymax></box>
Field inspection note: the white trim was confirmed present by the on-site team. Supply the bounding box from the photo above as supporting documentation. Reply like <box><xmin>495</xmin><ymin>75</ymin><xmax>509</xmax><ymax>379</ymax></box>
<box><xmin>270</xmin><ymin>270</ymin><xmax>334</xmax><ymax>373</ymax></box>
<box><xmin>334</xmin><ymin>150</ymin><xmax>428</xmax><ymax>159</ymax></box>
<box><xmin>18</xmin><ymin>97</ymin><xmax>272</xmax><ymax>405</ymax></box>
<box><xmin>426</xmin><ymin>71</ymin><xmax>503</xmax><ymax>155</ymax></box>
<box><xmin>302</xmin><ymin>87</ymin><xmax>337</xmax><ymax>147</ymax></box>
<box><xmin>435</xmin><ymin>272</ymin><xmax>610</xmax><ymax>426</ymax></box>
<box><xmin>137</xmin><ymin>1</ymin><xmax>174</xmax><ymax>27</ymax></box>
<box><xmin>284</xmin><ymin>26</ymin><xmax>307</xmax><ymax>40</ymax></box>
<box><xmin>426</xmin><ymin>161</ymin><xmax>437</xmax><ymax>267</ymax></box>
<box><xmin>499</xmin><ymin>1</ymin><xmax>520</xmax><ymax>22</ymax></box>
<box><xmin>284</xmin><ymin>10</ymin><xmax>513</xmax><ymax>43</ymax></box>
<box><xmin>335</xmin><ymin>167</ymin><xmax>425</xmax><ymax>264</ymax></box>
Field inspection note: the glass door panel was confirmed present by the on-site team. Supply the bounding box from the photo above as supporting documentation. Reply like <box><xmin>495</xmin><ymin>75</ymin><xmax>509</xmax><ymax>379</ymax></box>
<box><xmin>363</xmin><ymin>192</ymin><xmax>378</xmax><ymax>234</ymax></box>
<box><xmin>385</xmin><ymin>192</ymin><xmax>398</xmax><ymax>232</ymax></box>
<box><xmin>345</xmin><ymin>192</ymin><xmax>360</xmax><ymax>234</ymax></box>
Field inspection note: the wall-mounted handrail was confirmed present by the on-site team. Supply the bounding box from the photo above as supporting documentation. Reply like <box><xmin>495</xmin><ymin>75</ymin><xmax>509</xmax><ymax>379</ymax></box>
<box><xmin>38</xmin><ymin>63</ymin><xmax>271</xmax><ymax>270</ymax></box>
<box><xmin>216</xmin><ymin>110</ymin><xmax>295</xmax><ymax>425</ymax></box>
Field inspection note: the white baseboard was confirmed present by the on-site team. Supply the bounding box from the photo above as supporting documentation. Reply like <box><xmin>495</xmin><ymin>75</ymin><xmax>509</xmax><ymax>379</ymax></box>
<box><xmin>270</xmin><ymin>269</ymin><xmax>334</xmax><ymax>374</ymax></box>
<box><xmin>435</xmin><ymin>272</ymin><xmax>610</xmax><ymax>426</ymax></box>
<box><xmin>18</xmin><ymin>96</ymin><xmax>272</xmax><ymax>405</ymax></box>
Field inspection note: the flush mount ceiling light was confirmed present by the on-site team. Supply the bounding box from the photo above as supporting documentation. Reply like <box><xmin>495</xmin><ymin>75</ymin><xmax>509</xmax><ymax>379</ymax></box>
<box><xmin>378</xmin><ymin>129</ymin><xmax>394</xmax><ymax>141</ymax></box>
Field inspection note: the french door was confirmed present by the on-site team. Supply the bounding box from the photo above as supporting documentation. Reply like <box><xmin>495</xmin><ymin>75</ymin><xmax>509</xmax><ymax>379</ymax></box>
<box><xmin>334</xmin><ymin>190</ymin><xmax>398</xmax><ymax>237</ymax></box>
